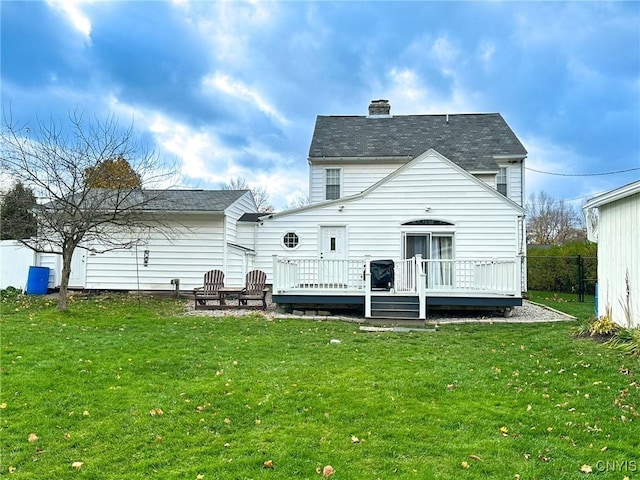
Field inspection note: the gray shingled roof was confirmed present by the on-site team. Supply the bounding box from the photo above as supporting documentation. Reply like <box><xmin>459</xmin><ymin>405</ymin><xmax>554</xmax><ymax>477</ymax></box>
<box><xmin>139</xmin><ymin>189</ymin><xmax>249</xmax><ymax>212</ymax></box>
<box><xmin>308</xmin><ymin>113</ymin><xmax>527</xmax><ymax>171</ymax></box>
<box><xmin>53</xmin><ymin>189</ymin><xmax>249</xmax><ymax>212</ymax></box>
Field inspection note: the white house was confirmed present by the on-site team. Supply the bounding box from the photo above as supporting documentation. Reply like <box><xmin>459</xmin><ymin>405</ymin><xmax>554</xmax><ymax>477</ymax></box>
<box><xmin>38</xmin><ymin>189</ymin><xmax>258</xmax><ymax>293</ymax></box>
<box><xmin>584</xmin><ymin>180</ymin><xmax>640</xmax><ymax>327</ymax></box>
<box><xmin>239</xmin><ymin>100</ymin><xmax>529</xmax><ymax>318</ymax></box>
<box><xmin>16</xmin><ymin>99</ymin><xmax>530</xmax><ymax>319</ymax></box>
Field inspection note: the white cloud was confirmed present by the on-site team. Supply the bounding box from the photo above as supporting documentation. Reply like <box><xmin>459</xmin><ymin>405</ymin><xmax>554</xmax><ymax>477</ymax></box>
<box><xmin>105</xmin><ymin>93</ymin><xmax>304</xmax><ymax>208</ymax></box>
<box><xmin>430</xmin><ymin>36</ymin><xmax>460</xmax><ymax>67</ymax></box>
<box><xmin>46</xmin><ymin>0</ymin><xmax>92</xmax><ymax>37</ymax></box>
<box><xmin>174</xmin><ymin>0</ymin><xmax>277</xmax><ymax>64</ymax></box>
<box><xmin>478</xmin><ymin>40</ymin><xmax>496</xmax><ymax>71</ymax></box>
<box><xmin>202</xmin><ymin>72</ymin><xmax>289</xmax><ymax>125</ymax></box>
<box><xmin>386</xmin><ymin>68</ymin><xmax>479</xmax><ymax>114</ymax></box>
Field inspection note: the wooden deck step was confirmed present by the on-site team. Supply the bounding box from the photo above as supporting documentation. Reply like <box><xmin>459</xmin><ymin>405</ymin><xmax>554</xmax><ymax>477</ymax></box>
<box><xmin>371</xmin><ymin>295</ymin><xmax>420</xmax><ymax>319</ymax></box>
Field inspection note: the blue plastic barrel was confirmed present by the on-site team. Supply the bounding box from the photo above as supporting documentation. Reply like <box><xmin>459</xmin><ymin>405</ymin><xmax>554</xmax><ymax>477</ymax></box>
<box><xmin>26</xmin><ymin>266</ymin><xmax>50</xmax><ymax>295</ymax></box>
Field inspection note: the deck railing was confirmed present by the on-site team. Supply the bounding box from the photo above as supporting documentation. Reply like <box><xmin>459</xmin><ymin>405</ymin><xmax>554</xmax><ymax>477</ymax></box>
<box><xmin>422</xmin><ymin>258</ymin><xmax>518</xmax><ymax>293</ymax></box>
<box><xmin>273</xmin><ymin>255</ymin><xmax>521</xmax><ymax>296</ymax></box>
<box><xmin>273</xmin><ymin>257</ymin><xmax>366</xmax><ymax>292</ymax></box>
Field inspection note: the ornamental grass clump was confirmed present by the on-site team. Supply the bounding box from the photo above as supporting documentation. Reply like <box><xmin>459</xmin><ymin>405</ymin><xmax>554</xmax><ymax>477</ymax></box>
<box><xmin>607</xmin><ymin>327</ymin><xmax>640</xmax><ymax>356</ymax></box>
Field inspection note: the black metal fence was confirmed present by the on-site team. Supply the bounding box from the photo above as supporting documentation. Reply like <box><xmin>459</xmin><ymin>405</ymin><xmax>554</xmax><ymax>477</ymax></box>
<box><xmin>527</xmin><ymin>255</ymin><xmax>598</xmax><ymax>302</ymax></box>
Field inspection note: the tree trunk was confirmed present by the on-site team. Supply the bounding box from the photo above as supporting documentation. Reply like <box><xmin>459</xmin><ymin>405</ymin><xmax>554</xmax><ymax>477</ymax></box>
<box><xmin>57</xmin><ymin>241</ymin><xmax>76</xmax><ymax>311</ymax></box>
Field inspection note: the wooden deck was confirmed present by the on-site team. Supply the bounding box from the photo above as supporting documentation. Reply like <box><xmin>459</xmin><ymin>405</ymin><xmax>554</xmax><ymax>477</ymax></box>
<box><xmin>272</xmin><ymin>255</ymin><xmax>524</xmax><ymax>319</ymax></box>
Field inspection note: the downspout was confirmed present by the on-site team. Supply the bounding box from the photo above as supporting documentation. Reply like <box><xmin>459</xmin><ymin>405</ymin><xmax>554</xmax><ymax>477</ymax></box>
<box><xmin>222</xmin><ymin>211</ymin><xmax>228</xmax><ymax>276</ymax></box>
<box><xmin>518</xmin><ymin>214</ymin><xmax>527</xmax><ymax>293</ymax></box>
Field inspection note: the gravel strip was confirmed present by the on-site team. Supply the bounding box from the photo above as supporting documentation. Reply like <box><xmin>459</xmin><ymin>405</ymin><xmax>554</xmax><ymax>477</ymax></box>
<box><xmin>184</xmin><ymin>298</ymin><xmax>576</xmax><ymax>325</ymax></box>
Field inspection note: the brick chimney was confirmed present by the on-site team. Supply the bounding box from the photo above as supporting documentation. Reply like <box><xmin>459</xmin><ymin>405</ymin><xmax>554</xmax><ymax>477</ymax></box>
<box><xmin>368</xmin><ymin>99</ymin><xmax>390</xmax><ymax>116</ymax></box>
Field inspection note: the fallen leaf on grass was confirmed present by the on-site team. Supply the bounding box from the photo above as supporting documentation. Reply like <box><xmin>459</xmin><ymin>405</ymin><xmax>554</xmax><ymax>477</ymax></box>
<box><xmin>8</xmin><ymin>466</ymin><xmax>16</xmax><ymax>473</ymax></box>
<box><xmin>580</xmin><ymin>464</ymin><xmax>593</xmax><ymax>473</ymax></box>
<box><xmin>500</xmin><ymin>426</ymin><xmax>509</xmax><ymax>436</ymax></box>
<box><xmin>461</xmin><ymin>461</ymin><xmax>470</xmax><ymax>469</ymax></box>
<box><xmin>28</xmin><ymin>433</ymin><xmax>38</xmax><ymax>443</ymax></box>
<box><xmin>351</xmin><ymin>435</ymin><xmax>360</xmax><ymax>443</ymax></box>
<box><xmin>0</xmin><ymin>403</ymin><xmax>7</xmax><ymax>409</ymax></box>
<box><xmin>196</xmin><ymin>475</ymin><xmax>205</xmax><ymax>479</ymax></box>
<box><xmin>149</xmin><ymin>408</ymin><xmax>164</xmax><ymax>416</ymax></box>
<box><xmin>322</xmin><ymin>465</ymin><xmax>335</xmax><ymax>477</ymax></box>
<box><xmin>224</xmin><ymin>417</ymin><xmax>231</xmax><ymax>424</ymax></box>
<box><xmin>72</xmin><ymin>461</ymin><xmax>84</xmax><ymax>470</ymax></box>
<box><xmin>469</xmin><ymin>454</ymin><xmax>482</xmax><ymax>461</ymax></box>
<box><xmin>263</xmin><ymin>460</ymin><xmax>274</xmax><ymax>469</ymax></box>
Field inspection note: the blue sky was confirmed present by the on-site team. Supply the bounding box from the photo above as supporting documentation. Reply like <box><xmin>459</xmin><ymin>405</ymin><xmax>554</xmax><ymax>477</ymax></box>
<box><xmin>2</xmin><ymin>1</ymin><xmax>639</xmax><ymax>210</ymax></box>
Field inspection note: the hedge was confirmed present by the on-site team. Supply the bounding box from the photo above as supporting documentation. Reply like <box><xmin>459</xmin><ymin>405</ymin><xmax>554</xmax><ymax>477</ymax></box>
<box><xmin>527</xmin><ymin>242</ymin><xmax>597</xmax><ymax>294</ymax></box>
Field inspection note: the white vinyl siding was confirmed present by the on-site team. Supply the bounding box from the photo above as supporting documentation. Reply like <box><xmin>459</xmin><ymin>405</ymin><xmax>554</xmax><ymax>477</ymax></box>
<box><xmin>496</xmin><ymin>161</ymin><xmax>524</xmax><ymax>207</ymax></box>
<box><xmin>224</xmin><ymin>191</ymin><xmax>258</xmax><ymax>244</ymax></box>
<box><xmin>596</xmin><ymin>192</ymin><xmax>639</xmax><ymax>327</ymax></box>
<box><xmin>310</xmin><ymin>163</ymin><xmax>399</xmax><ymax>204</ymax></box>
<box><xmin>254</xmin><ymin>150</ymin><xmax>523</xmax><ymax>281</ymax></box>
<box><xmin>83</xmin><ymin>215</ymin><xmax>227</xmax><ymax>291</ymax></box>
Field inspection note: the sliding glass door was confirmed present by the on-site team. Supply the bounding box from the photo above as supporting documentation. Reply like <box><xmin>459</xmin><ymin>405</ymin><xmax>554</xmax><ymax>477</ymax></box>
<box><xmin>404</xmin><ymin>233</ymin><xmax>454</xmax><ymax>288</ymax></box>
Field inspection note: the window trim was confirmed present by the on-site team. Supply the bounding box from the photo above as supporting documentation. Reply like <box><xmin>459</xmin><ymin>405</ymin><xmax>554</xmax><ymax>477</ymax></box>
<box><xmin>282</xmin><ymin>231</ymin><xmax>300</xmax><ymax>250</ymax></box>
<box><xmin>325</xmin><ymin>168</ymin><xmax>342</xmax><ymax>200</ymax></box>
<box><xmin>496</xmin><ymin>166</ymin><xmax>508</xmax><ymax>196</ymax></box>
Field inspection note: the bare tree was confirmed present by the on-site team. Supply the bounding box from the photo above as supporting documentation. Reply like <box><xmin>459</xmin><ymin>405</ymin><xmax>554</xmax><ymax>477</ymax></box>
<box><xmin>219</xmin><ymin>177</ymin><xmax>273</xmax><ymax>212</ymax></box>
<box><xmin>285</xmin><ymin>195</ymin><xmax>310</xmax><ymax>210</ymax></box>
<box><xmin>526</xmin><ymin>191</ymin><xmax>585</xmax><ymax>245</ymax></box>
<box><xmin>0</xmin><ymin>111</ymin><xmax>180</xmax><ymax>310</ymax></box>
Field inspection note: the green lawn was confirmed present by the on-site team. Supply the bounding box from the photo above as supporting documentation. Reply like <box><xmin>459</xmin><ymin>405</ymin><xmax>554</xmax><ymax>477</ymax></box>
<box><xmin>1</xmin><ymin>293</ymin><xmax>638</xmax><ymax>479</ymax></box>
<box><xmin>527</xmin><ymin>290</ymin><xmax>597</xmax><ymax>322</ymax></box>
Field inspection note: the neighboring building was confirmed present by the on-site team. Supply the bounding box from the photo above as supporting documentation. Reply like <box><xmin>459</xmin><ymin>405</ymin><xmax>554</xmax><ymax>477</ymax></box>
<box><xmin>584</xmin><ymin>180</ymin><xmax>640</xmax><ymax>327</ymax></box>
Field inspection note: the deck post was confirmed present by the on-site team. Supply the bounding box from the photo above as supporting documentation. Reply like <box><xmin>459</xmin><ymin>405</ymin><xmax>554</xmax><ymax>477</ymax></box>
<box><xmin>272</xmin><ymin>255</ymin><xmax>279</xmax><ymax>293</ymax></box>
<box><xmin>515</xmin><ymin>255</ymin><xmax>523</xmax><ymax>296</ymax></box>
<box><xmin>415</xmin><ymin>254</ymin><xmax>426</xmax><ymax>319</ymax></box>
<box><xmin>364</xmin><ymin>255</ymin><xmax>371</xmax><ymax>318</ymax></box>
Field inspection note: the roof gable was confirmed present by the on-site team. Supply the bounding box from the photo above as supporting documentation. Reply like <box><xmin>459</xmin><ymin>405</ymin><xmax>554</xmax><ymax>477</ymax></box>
<box><xmin>267</xmin><ymin>148</ymin><xmax>524</xmax><ymax>220</ymax></box>
<box><xmin>308</xmin><ymin>113</ymin><xmax>527</xmax><ymax>171</ymax></box>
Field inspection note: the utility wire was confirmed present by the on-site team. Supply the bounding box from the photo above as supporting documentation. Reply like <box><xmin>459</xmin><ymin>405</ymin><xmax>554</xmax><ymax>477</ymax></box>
<box><xmin>525</xmin><ymin>166</ymin><xmax>640</xmax><ymax>177</ymax></box>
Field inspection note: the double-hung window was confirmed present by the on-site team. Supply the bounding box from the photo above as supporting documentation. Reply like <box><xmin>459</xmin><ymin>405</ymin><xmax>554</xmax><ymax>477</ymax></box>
<box><xmin>496</xmin><ymin>167</ymin><xmax>508</xmax><ymax>196</ymax></box>
<box><xmin>325</xmin><ymin>168</ymin><xmax>341</xmax><ymax>200</ymax></box>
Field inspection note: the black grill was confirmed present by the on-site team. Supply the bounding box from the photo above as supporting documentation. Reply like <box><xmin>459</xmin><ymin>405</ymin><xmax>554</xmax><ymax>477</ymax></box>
<box><xmin>370</xmin><ymin>259</ymin><xmax>394</xmax><ymax>290</ymax></box>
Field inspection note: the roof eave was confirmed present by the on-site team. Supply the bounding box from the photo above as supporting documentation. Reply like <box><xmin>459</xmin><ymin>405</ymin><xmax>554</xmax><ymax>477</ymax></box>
<box><xmin>583</xmin><ymin>180</ymin><xmax>640</xmax><ymax>209</ymax></box>
<box><xmin>309</xmin><ymin>155</ymin><xmax>412</xmax><ymax>164</ymax></box>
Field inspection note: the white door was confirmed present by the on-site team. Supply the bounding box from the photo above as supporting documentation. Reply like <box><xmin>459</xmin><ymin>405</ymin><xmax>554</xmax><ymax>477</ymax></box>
<box><xmin>68</xmin><ymin>249</ymin><xmax>87</xmax><ymax>288</ymax></box>
<box><xmin>319</xmin><ymin>227</ymin><xmax>347</xmax><ymax>286</ymax></box>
